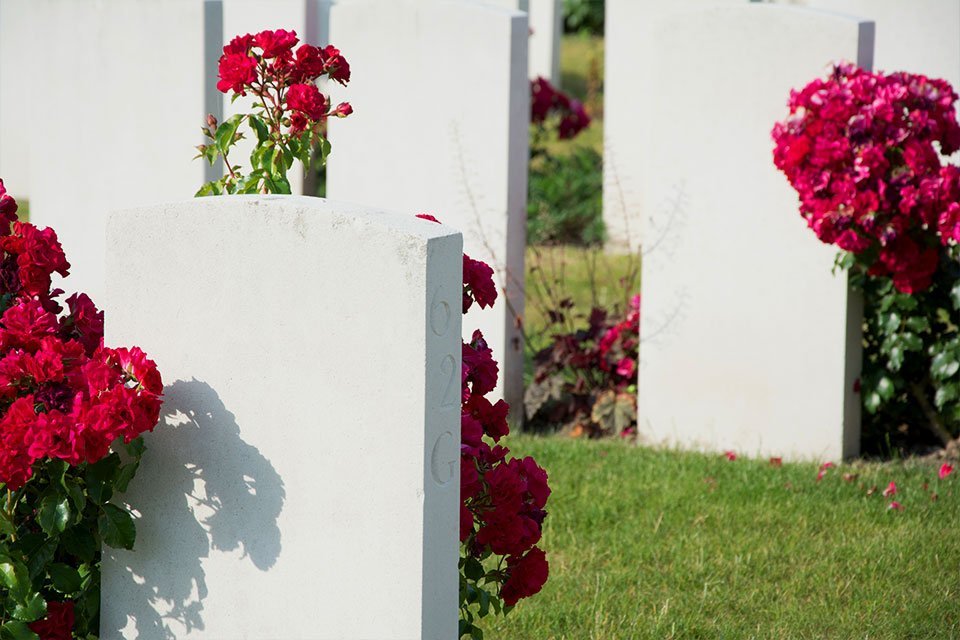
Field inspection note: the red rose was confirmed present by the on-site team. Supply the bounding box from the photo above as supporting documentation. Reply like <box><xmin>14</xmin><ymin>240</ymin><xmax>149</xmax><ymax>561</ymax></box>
<box><xmin>254</xmin><ymin>29</ymin><xmax>299</xmax><ymax>59</ymax></box>
<box><xmin>463</xmin><ymin>256</ymin><xmax>497</xmax><ymax>311</ymax></box>
<box><xmin>333</xmin><ymin>102</ymin><xmax>353</xmax><ymax>118</ymax></box>
<box><xmin>29</xmin><ymin>600</ymin><xmax>75</xmax><ymax>640</ymax></box>
<box><xmin>462</xmin><ymin>331</ymin><xmax>498</xmax><ymax>397</ymax></box>
<box><xmin>501</xmin><ymin>548</ymin><xmax>549</xmax><ymax>606</ymax></box>
<box><xmin>223</xmin><ymin>33</ymin><xmax>254</xmax><ymax>56</ymax></box>
<box><xmin>0</xmin><ymin>179</ymin><xmax>18</xmax><ymax>232</ymax></box>
<box><xmin>286</xmin><ymin>83</ymin><xmax>327</xmax><ymax>121</ymax></box>
<box><xmin>321</xmin><ymin>45</ymin><xmax>351</xmax><ymax>85</ymax></box>
<box><xmin>216</xmin><ymin>52</ymin><xmax>257</xmax><ymax>95</ymax></box>
<box><xmin>293</xmin><ymin>44</ymin><xmax>325</xmax><ymax>81</ymax></box>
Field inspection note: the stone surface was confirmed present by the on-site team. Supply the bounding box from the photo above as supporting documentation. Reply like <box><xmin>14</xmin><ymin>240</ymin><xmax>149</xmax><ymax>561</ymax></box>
<box><xmin>603</xmin><ymin>0</ymin><xmax>748</xmax><ymax>253</ymax></box>
<box><xmin>637</xmin><ymin>4</ymin><xmax>871</xmax><ymax>461</ymax></box>
<box><xmin>0</xmin><ymin>0</ymin><xmax>33</xmax><ymax>199</ymax></box>
<box><xmin>528</xmin><ymin>0</ymin><xmax>562</xmax><ymax>83</ymax></box>
<box><xmin>326</xmin><ymin>0</ymin><xmax>528</xmax><ymax>412</ymax></box>
<box><xmin>774</xmin><ymin>0</ymin><xmax>960</xmax><ymax>89</ymax></box>
<box><xmin>101</xmin><ymin>195</ymin><xmax>461</xmax><ymax>639</ymax></box>
<box><xmin>24</xmin><ymin>0</ymin><xmax>221</xmax><ymax>302</ymax></box>
<box><xmin>483</xmin><ymin>0</ymin><xmax>561</xmax><ymax>81</ymax></box>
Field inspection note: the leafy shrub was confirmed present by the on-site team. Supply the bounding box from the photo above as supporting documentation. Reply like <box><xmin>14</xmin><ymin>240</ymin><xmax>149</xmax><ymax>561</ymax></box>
<box><xmin>773</xmin><ymin>64</ymin><xmax>960</xmax><ymax>451</ymax></box>
<box><xmin>528</xmin><ymin>146</ymin><xmax>603</xmax><ymax>246</ymax></box>
<box><xmin>0</xmin><ymin>182</ymin><xmax>163</xmax><ymax>639</ymax></box>
<box><xmin>525</xmin><ymin>295</ymin><xmax>639</xmax><ymax>438</ymax></box>
<box><xmin>528</xmin><ymin>77</ymin><xmax>601</xmax><ymax>246</ymax></box>
<box><xmin>562</xmin><ymin>0</ymin><xmax>604</xmax><ymax>35</ymax></box>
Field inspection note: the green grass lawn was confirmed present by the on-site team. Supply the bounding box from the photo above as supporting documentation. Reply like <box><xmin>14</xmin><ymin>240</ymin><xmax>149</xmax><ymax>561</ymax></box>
<box><xmin>486</xmin><ymin>435</ymin><xmax>960</xmax><ymax>639</ymax></box>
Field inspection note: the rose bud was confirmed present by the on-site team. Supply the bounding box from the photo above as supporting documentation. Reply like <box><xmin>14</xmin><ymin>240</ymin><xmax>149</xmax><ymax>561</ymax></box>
<box><xmin>333</xmin><ymin>102</ymin><xmax>353</xmax><ymax>118</ymax></box>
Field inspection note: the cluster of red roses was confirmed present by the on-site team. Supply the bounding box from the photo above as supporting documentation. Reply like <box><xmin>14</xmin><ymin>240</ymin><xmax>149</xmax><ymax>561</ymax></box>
<box><xmin>0</xmin><ymin>181</ymin><xmax>162</xmax><ymax>637</ymax></box>
<box><xmin>773</xmin><ymin>63</ymin><xmax>960</xmax><ymax>293</ymax></box>
<box><xmin>0</xmin><ymin>183</ymin><xmax>162</xmax><ymax>491</ymax></box>
<box><xmin>596</xmin><ymin>294</ymin><xmax>640</xmax><ymax>385</ymax></box>
<box><xmin>530</xmin><ymin>77</ymin><xmax>591</xmax><ymax>140</ymax></box>
<box><xmin>217</xmin><ymin>28</ymin><xmax>352</xmax><ymax>134</ymax></box>
<box><xmin>416</xmin><ymin>214</ymin><xmax>550</xmax><ymax>608</ymax></box>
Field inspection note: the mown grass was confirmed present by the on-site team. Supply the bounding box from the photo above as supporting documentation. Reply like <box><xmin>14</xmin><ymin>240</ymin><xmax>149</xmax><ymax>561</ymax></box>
<box><xmin>486</xmin><ymin>435</ymin><xmax>960</xmax><ymax>639</ymax></box>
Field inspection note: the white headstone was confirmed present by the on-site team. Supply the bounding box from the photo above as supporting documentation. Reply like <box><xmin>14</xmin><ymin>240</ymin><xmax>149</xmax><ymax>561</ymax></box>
<box><xmin>24</xmin><ymin>0</ymin><xmax>222</xmax><ymax>301</ymax></box>
<box><xmin>483</xmin><ymin>0</ymin><xmax>561</xmax><ymax>81</ymax></box>
<box><xmin>326</xmin><ymin>0</ymin><xmax>529</xmax><ymax>413</ymax></box>
<box><xmin>0</xmin><ymin>0</ymin><xmax>33</xmax><ymax>199</ymax></box>
<box><xmin>603</xmin><ymin>0</ymin><xmax>748</xmax><ymax>253</ymax></box>
<box><xmin>637</xmin><ymin>5</ymin><xmax>872</xmax><ymax>461</ymax></box>
<box><xmin>101</xmin><ymin>195</ymin><xmax>462</xmax><ymax>640</ymax></box>
<box><xmin>774</xmin><ymin>0</ymin><xmax>960</xmax><ymax>89</ymax></box>
<box><xmin>528</xmin><ymin>0</ymin><xmax>562</xmax><ymax>83</ymax></box>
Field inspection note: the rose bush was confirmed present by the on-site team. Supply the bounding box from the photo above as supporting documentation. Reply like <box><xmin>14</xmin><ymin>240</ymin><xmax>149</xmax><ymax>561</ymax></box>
<box><xmin>0</xmin><ymin>180</ymin><xmax>163</xmax><ymax>639</ymax></box>
<box><xmin>197</xmin><ymin>29</ymin><xmax>352</xmax><ymax>196</ymax></box>
<box><xmin>415</xmin><ymin>215</ymin><xmax>551</xmax><ymax>639</ymax></box>
<box><xmin>524</xmin><ymin>294</ymin><xmax>640</xmax><ymax>438</ymax></box>
<box><xmin>773</xmin><ymin>64</ymin><xmax>960</xmax><ymax>450</ymax></box>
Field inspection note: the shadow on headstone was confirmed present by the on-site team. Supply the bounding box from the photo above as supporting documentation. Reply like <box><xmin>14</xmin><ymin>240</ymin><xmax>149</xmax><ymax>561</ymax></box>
<box><xmin>101</xmin><ymin>379</ymin><xmax>285</xmax><ymax>639</ymax></box>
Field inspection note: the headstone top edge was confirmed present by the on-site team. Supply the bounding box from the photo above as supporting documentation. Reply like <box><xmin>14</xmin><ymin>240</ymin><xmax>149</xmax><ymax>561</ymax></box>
<box><xmin>107</xmin><ymin>195</ymin><xmax>464</xmax><ymax>243</ymax></box>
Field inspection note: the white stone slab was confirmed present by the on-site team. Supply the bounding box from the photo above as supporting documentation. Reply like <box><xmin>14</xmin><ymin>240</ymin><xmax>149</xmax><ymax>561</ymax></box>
<box><xmin>482</xmin><ymin>0</ymin><xmax>560</xmax><ymax>81</ymax></box>
<box><xmin>528</xmin><ymin>0</ymin><xmax>562</xmax><ymax>83</ymax></box>
<box><xmin>101</xmin><ymin>195</ymin><xmax>462</xmax><ymax>640</ymax></box>
<box><xmin>774</xmin><ymin>0</ymin><xmax>960</xmax><ymax>89</ymax></box>
<box><xmin>0</xmin><ymin>0</ymin><xmax>33</xmax><ymax>199</ymax></box>
<box><xmin>637</xmin><ymin>5</ymin><xmax>871</xmax><ymax>461</ymax></box>
<box><xmin>603</xmin><ymin>0</ymin><xmax>748</xmax><ymax>253</ymax></box>
<box><xmin>24</xmin><ymin>0</ymin><xmax>221</xmax><ymax>302</ymax></box>
<box><xmin>326</xmin><ymin>0</ymin><xmax>528</xmax><ymax>413</ymax></box>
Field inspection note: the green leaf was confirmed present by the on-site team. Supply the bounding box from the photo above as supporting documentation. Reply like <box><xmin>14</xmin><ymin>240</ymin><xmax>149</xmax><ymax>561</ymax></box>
<box><xmin>215</xmin><ymin>114</ymin><xmax>243</xmax><ymax>156</ymax></box>
<box><xmin>10</xmin><ymin>593</ymin><xmax>46</xmax><ymax>622</ymax></box>
<box><xmin>864</xmin><ymin>391</ymin><xmax>882</xmax><ymax>414</ymax></box>
<box><xmin>61</xmin><ymin>526</ymin><xmax>97</xmax><ymax>564</ymax></box>
<box><xmin>882</xmin><ymin>312</ymin><xmax>901</xmax><ymax>334</ymax></box>
<box><xmin>478</xmin><ymin>588</ymin><xmax>490</xmax><ymax>617</ymax></box>
<box><xmin>38</xmin><ymin>495</ymin><xmax>70</xmax><ymax>536</ymax></box>
<box><xmin>0</xmin><ymin>556</ymin><xmax>30</xmax><ymax>600</ymax></box>
<box><xmin>0</xmin><ymin>509</ymin><xmax>16</xmax><ymax>537</ymax></box>
<box><xmin>0</xmin><ymin>621</ymin><xmax>39</xmax><ymax>640</ymax></box>
<box><xmin>65</xmin><ymin>482</ymin><xmax>86</xmax><ymax>517</ymax></box>
<box><xmin>901</xmin><ymin>332</ymin><xmax>923</xmax><ymax>352</ymax></box>
<box><xmin>905</xmin><ymin>316</ymin><xmax>930</xmax><ymax>333</ymax></box>
<box><xmin>951</xmin><ymin>280</ymin><xmax>960</xmax><ymax>311</ymax></box>
<box><xmin>195</xmin><ymin>182</ymin><xmax>215</xmax><ymax>197</ymax></box>
<box><xmin>249</xmin><ymin>115</ymin><xmax>269</xmax><ymax>144</ymax></box>
<box><xmin>470</xmin><ymin>625</ymin><xmax>484</xmax><ymax>640</ymax></box>
<box><xmin>86</xmin><ymin>454</ymin><xmax>121</xmax><ymax>504</ymax></box>
<box><xmin>99</xmin><ymin>504</ymin><xmax>136</xmax><ymax>550</ymax></box>
<box><xmin>463</xmin><ymin>557</ymin><xmax>485</xmax><ymax>581</ymax></box>
<box><xmin>931</xmin><ymin>352</ymin><xmax>960</xmax><ymax>380</ymax></box>
<box><xmin>888</xmin><ymin>345</ymin><xmax>905</xmax><ymax>372</ymax></box>
<box><xmin>935</xmin><ymin>384</ymin><xmax>959</xmax><ymax>410</ymax></box>
<box><xmin>115</xmin><ymin>461</ymin><xmax>140</xmax><ymax>494</ymax></box>
<box><xmin>47</xmin><ymin>563</ymin><xmax>82</xmax><ymax>594</ymax></box>
<box><xmin>25</xmin><ymin>538</ymin><xmax>57</xmax><ymax>582</ymax></box>
<box><xmin>876</xmin><ymin>377</ymin><xmax>896</xmax><ymax>401</ymax></box>
<box><xmin>125</xmin><ymin>436</ymin><xmax>146</xmax><ymax>458</ymax></box>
